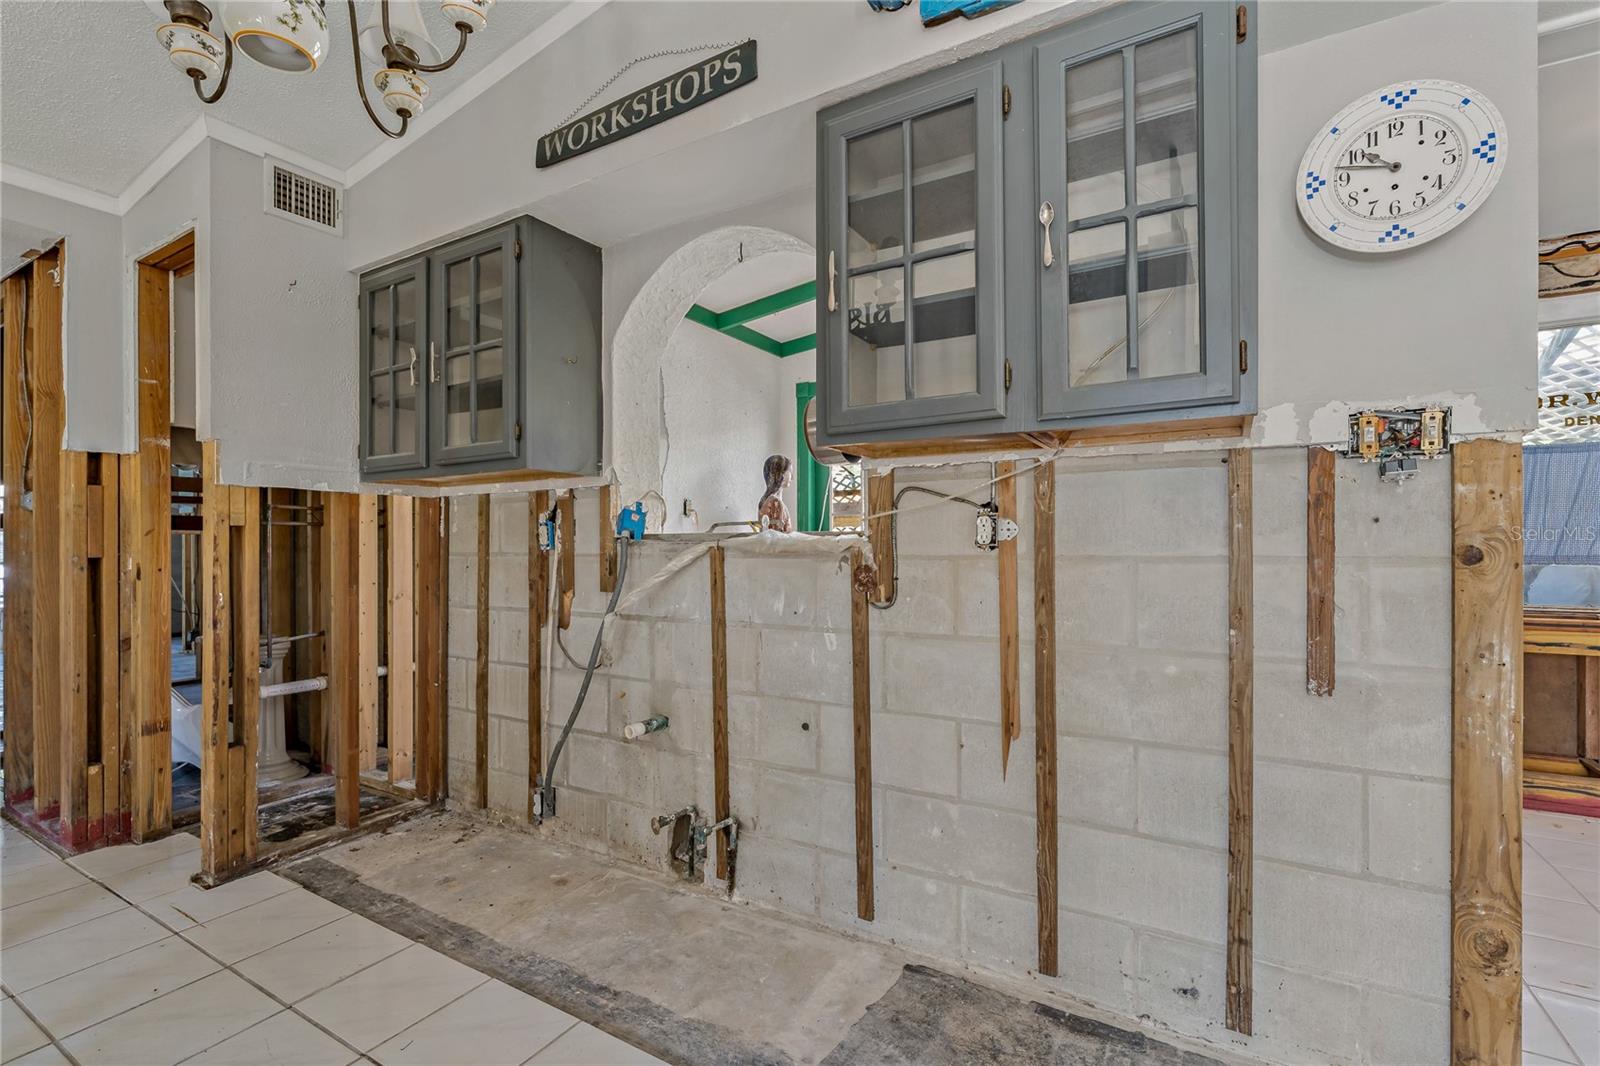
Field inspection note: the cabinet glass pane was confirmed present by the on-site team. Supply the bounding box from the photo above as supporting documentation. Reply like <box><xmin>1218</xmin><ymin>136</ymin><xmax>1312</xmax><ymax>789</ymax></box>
<box><xmin>847</xmin><ymin>125</ymin><xmax>904</xmax><ymax>268</ymax></box>
<box><xmin>446</xmin><ymin>260</ymin><xmax>471</xmax><ymax>349</ymax></box>
<box><xmin>1135</xmin><ymin>207</ymin><xmax>1200</xmax><ymax>379</ymax></box>
<box><xmin>477</xmin><ymin>252</ymin><xmax>504</xmax><ymax>344</ymax></box>
<box><xmin>394</xmin><ymin>375</ymin><xmax>416</xmax><ymax>454</ymax></box>
<box><xmin>475</xmin><ymin>346</ymin><xmax>504</xmax><ymax>442</ymax></box>
<box><xmin>911</xmin><ymin>101</ymin><xmax>976</xmax><ymax>255</ymax></box>
<box><xmin>1133</xmin><ymin>29</ymin><xmax>1198</xmax><ymax>203</ymax></box>
<box><xmin>1067</xmin><ymin>222</ymin><xmax>1128</xmax><ymax>387</ymax></box>
<box><xmin>846</xmin><ymin>266</ymin><xmax>906</xmax><ymax>407</ymax></box>
<box><xmin>445</xmin><ymin>354</ymin><xmax>471</xmax><ymax>446</ymax></box>
<box><xmin>370</xmin><ymin>372</ymin><xmax>392</xmax><ymax>455</ymax></box>
<box><xmin>910</xmin><ymin>251</ymin><xmax>977</xmax><ymax>398</ymax></box>
<box><xmin>368</xmin><ymin>289</ymin><xmax>393</xmax><ymax>370</ymax></box>
<box><xmin>394</xmin><ymin>279</ymin><xmax>416</xmax><ymax>357</ymax></box>
<box><xmin>1065</xmin><ymin>51</ymin><xmax>1125</xmax><ymax>221</ymax></box>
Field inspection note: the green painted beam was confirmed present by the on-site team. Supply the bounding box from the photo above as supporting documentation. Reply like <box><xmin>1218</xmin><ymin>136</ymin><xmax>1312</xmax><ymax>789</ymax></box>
<box><xmin>779</xmin><ymin>333</ymin><xmax>817</xmax><ymax>357</ymax></box>
<box><xmin>722</xmin><ymin>322</ymin><xmax>784</xmax><ymax>357</ymax></box>
<box><xmin>715</xmin><ymin>280</ymin><xmax>816</xmax><ymax>329</ymax></box>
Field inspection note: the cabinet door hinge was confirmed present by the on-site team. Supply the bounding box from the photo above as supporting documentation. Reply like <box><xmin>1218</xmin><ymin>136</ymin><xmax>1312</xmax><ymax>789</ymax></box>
<box><xmin>514</xmin><ymin>419</ymin><xmax>523</xmax><ymax>442</ymax></box>
<box><xmin>513</xmin><ymin>238</ymin><xmax>523</xmax><ymax>260</ymax></box>
<box><xmin>1236</xmin><ymin>4</ymin><xmax>1247</xmax><ymax>42</ymax></box>
<box><xmin>1004</xmin><ymin>358</ymin><xmax>1013</xmax><ymax>391</ymax></box>
<box><xmin>1239</xmin><ymin>339</ymin><xmax>1249</xmax><ymax>374</ymax></box>
<box><xmin>1001</xmin><ymin>84</ymin><xmax>1011</xmax><ymax>119</ymax></box>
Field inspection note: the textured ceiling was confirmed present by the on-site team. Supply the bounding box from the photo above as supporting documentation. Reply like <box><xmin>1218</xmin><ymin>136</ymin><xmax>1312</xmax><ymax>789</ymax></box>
<box><xmin>0</xmin><ymin>0</ymin><xmax>565</xmax><ymax>196</ymax></box>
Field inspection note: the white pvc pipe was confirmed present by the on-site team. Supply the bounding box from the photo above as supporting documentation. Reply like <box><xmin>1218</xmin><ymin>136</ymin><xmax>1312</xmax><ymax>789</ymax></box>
<box><xmin>257</xmin><ymin>665</ymin><xmax>386</xmax><ymax>701</ymax></box>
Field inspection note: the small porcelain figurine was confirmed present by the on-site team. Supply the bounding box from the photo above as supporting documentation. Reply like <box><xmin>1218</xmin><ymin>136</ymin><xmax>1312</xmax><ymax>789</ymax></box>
<box><xmin>758</xmin><ymin>454</ymin><xmax>795</xmax><ymax>533</ymax></box>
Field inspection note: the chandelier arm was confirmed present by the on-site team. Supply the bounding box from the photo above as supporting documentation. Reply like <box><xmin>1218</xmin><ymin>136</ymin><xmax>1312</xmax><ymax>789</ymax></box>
<box><xmin>191</xmin><ymin>27</ymin><xmax>234</xmax><ymax>104</ymax></box>
<box><xmin>349</xmin><ymin>0</ymin><xmax>410</xmax><ymax>138</ymax></box>
<box><xmin>407</xmin><ymin>25</ymin><xmax>471</xmax><ymax>73</ymax></box>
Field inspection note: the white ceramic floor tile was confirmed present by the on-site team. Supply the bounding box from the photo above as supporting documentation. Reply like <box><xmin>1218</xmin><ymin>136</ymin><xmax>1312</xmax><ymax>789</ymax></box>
<box><xmin>67</xmin><ymin>834</ymin><xmax>199</xmax><ymax>881</ymax></box>
<box><xmin>1525</xmin><ymin>987</ymin><xmax>1580</xmax><ymax>1064</ymax></box>
<box><xmin>1553</xmin><ymin>866</ymin><xmax>1600</xmax><ymax>909</ymax></box>
<box><xmin>296</xmin><ymin>943</ymin><xmax>488</xmax><ymax>1052</ymax></box>
<box><xmin>1529</xmin><ymin>1053</ymin><xmax>1574</xmax><ymax>1065</ymax></box>
<box><xmin>0</xmin><ymin>882</ymin><xmax>126</xmax><ymax>949</ymax></box>
<box><xmin>234</xmin><ymin>913</ymin><xmax>410</xmax><ymax>1005</ymax></box>
<box><xmin>6</xmin><ymin>1044</ymin><xmax>71</xmax><ymax>1066</ymax></box>
<box><xmin>17</xmin><ymin>935</ymin><xmax>219</xmax><ymax>1037</ymax></box>
<box><xmin>0</xmin><ymin>840</ymin><xmax>57</xmax><ymax>877</ymax></box>
<box><xmin>100</xmin><ymin>851</ymin><xmax>204</xmax><ymax>904</ymax></box>
<box><xmin>0</xmin><ymin>905</ymin><xmax>171</xmax><ymax>993</ymax></box>
<box><xmin>0</xmin><ymin>861</ymin><xmax>89</xmax><ymax>910</ymax></box>
<box><xmin>181</xmin><ymin>887</ymin><xmax>347</xmax><ymax>965</ymax></box>
<box><xmin>1530</xmin><ymin>849</ymin><xmax>1593</xmax><ymax>905</ymax></box>
<box><xmin>1532</xmin><ymin>836</ymin><xmax>1600</xmax><ymax>876</ymax></box>
<box><xmin>1527</xmin><ymin>894</ymin><xmax>1600</xmax><ymax>949</ymax></box>
<box><xmin>368</xmin><ymin>979</ymin><xmax>578</xmax><ymax>1066</ymax></box>
<box><xmin>1</xmin><ymin>997</ymin><xmax>49</xmax><ymax>1062</ymax></box>
<box><xmin>181</xmin><ymin>1010</ymin><xmax>358</xmax><ymax>1066</ymax></box>
<box><xmin>61</xmin><ymin>970</ymin><xmax>278</xmax><ymax>1066</ymax></box>
<box><xmin>525</xmin><ymin>1023</ymin><xmax>666</xmax><ymax>1065</ymax></box>
<box><xmin>142</xmin><ymin>873</ymin><xmax>299</xmax><ymax>932</ymax></box>
<box><xmin>1526</xmin><ymin>934</ymin><xmax>1600</xmax><ymax>1002</ymax></box>
<box><xmin>1527</xmin><ymin>813</ymin><xmax>1600</xmax><ymax>848</ymax></box>
<box><xmin>1535</xmin><ymin>986</ymin><xmax>1600</xmax><ymax>1066</ymax></box>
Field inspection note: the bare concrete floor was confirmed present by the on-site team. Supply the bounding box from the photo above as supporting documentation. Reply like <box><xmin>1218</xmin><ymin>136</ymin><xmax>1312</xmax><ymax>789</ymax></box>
<box><xmin>283</xmin><ymin>810</ymin><xmax>1228</xmax><ymax>1066</ymax></box>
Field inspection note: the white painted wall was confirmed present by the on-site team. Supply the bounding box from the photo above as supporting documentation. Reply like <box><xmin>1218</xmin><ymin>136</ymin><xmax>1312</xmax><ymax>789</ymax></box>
<box><xmin>659</xmin><ymin>322</ymin><xmax>790</xmax><ymax>533</ymax></box>
<box><xmin>0</xmin><ymin>182</ymin><xmax>125</xmax><ymax>452</ymax></box>
<box><xmin>1538</xmin><ymin>42</ymin><xmax>1600</xmax><ymax>237</ymax></box>
<box><xmin>205</xmin><ymin>141</ymin><xmax>357</xmax><ymax>489</ymax></box>
<box><xmin>1254</xmin><ymin>0</ymin><xmax>1539</xmax><ymax>446</ymax></box>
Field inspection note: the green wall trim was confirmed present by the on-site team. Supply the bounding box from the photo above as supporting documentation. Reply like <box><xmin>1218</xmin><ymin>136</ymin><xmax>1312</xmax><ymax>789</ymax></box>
<box><xmin>685</xmin><ymin>280</ymin><xmax>818</xmax><ymax>359</ymax></box>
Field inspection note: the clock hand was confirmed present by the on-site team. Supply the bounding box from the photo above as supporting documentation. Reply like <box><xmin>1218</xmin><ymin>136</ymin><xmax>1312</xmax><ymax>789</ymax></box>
<box><xmin>1335</xmin><ymin>164</ymin><xmax>1395</xmax><ymax>170</ymax></box>
<box><xmin>1358</xmin><ymin>151</ymin><xmax>1402</xmax><ymax>171</ymax></box>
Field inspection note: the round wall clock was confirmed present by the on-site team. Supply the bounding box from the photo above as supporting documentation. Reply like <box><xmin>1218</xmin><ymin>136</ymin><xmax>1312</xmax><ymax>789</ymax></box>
<box><xmin>1296</xmin><ymin>79</ymin><xmax>1505</xmax><ymax>253</ymax></box>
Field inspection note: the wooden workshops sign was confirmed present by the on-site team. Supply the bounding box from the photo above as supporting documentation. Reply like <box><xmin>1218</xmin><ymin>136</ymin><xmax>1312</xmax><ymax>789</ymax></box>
<box><xmin>536</xmin><ymin>41</ymin><xmax>759</xmax><ymax>168</ymax></box>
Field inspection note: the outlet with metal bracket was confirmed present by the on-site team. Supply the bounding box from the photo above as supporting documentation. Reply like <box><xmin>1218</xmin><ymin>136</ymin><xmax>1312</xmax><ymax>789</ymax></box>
<box><xmin>1345</xmin><ymin>406</ymin><xmax>1451</xmax><ymax>483</ymax></box>
<box><xmin>975</xmin><ymin>503</ymin><xmax>1019</xmax><ymax>551</ymax></box>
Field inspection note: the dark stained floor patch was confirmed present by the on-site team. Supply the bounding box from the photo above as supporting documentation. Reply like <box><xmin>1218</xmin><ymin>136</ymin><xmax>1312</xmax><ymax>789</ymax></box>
<box><xmin>821</xmin><ymin>964</ymin><xmax>1223</xmax><ymax>1066</ymax></box>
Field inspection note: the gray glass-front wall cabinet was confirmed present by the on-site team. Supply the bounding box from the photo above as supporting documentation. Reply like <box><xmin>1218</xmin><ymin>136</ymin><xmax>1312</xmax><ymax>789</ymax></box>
<box><xmin>359</xmin><ymin>216</ymin><xmax>603</xmax><ymax>482</ymax></box>
<box><xmin>816</xmin><ymin>0</ymin><xmax>1256</xmax><ymax>444</ymax></box>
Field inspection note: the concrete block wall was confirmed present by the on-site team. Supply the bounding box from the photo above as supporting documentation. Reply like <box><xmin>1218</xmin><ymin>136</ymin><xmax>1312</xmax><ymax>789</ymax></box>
<box><xmin>446</xmin><ymin>447</ymin><xmax>1454</xmax><ymax>1065</ymax></box>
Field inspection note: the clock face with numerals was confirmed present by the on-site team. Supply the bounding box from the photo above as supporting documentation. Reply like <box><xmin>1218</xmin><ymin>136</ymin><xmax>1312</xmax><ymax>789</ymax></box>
<box><xmin>1297</xmin><ymin>79</ymin><xmax>1505</xmax><ymax>253</ymax></box>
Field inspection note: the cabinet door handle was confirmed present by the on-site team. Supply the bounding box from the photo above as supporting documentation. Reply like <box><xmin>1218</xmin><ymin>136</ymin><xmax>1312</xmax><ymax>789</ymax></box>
<box><xmin>1039</xmin><ymin>201</ymin><xmax>1056</xmax><ymax>269</ymax></box>
<box><xmin>429</xmin><ymin>342</ymin><xmax>439</xmax><ymax>383</ymax></box>
<box><xmin>408</xmin><ymin>346</ymin><xmax>418</xmax><ymax>387</ymax></box>
<box><xmin>827</xmin><ymin>251</ymin><xmax>838</xmax><ymax>312</ymax></box>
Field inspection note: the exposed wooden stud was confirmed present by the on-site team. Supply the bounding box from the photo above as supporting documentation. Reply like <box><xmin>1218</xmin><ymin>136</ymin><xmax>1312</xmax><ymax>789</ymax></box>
<box><xmin>129</xmin><ymin>251</ymin><xmax>176</xmax><ymax>841</ymax></box>
<box><xmin>327</xmin><ymin>494</ymin><xmax>361</xmax><ymax>830</ymax></box>
<box><xmin>97</xmin><ymin>466</ymin><xmax>123</xmax><ymax>841</ymax></box>
<box><xmin>475</xmin><ymin>495</ymin><xmax>491</xmax><ymax>810</ymax></box>
<box><xmin>851</xmin><ymin>548</ymin><xmax>875</xmax><ymax>922</ymax></box>
<box><xmin>558</xmin><ymin>491</ymin><xmax>575</xmax><ymax>629</ymax></box>
<box><xmin>528</xmin><ymin>491</ymin><xmax>551</xmax><ymax>822</ymax></box>
<box><xmin>866</xmin><ymin>470</ymin><xmax>895</xmax><ymax>603</ymax></box>
<box><xmin>1582</xmin><ymin>656</ymin><xmax>1600</xmax><ymax>762</ymax></box>
<box><xmin>30</xmin><ymin>247</ymin><xmax>65</xmax><ymax>821</ymax></box>
<box><xmin>388</xmin><ymin>496</ymin><xmax>416</xmax><ymax>784</ymax></box>
<box><xmin>599</xmin><ymin>483</ymin><xmax>619</xmax><ymax>593</ymax></box>
<box><xmin>357</xmin><ymin>495</ymin><xmax>381</xmax><ymax>771</ymax></box>
<box><xmin>1226</xmin><ymin>447</ymin><xmax>1254</xmax><ymax>1035</ymax></box>
<box><xmin>1033</xmin><ymin>460</ymin><xmax>1059</xmax><ymax>978</ymax></box>
<box><xmin>234</xmin><ymin>489</ymin><xmax>261</xmax><ymax>862</ymax></box>
<box><xmin>59</xmin><ymin>448</ymin><xmax>91</xmax><ymax>845</ymax></box>
<box><xmin>2</xmin><ymin>271</ymin><xmax>36</xmax><ymax>803</ymax></box>
<box><xmin>198</xmin><ymin>442</ymin><xmax>233</xmax><ymax>879</ymax></box>
<box><xmin>996</xmin><ymin>460</ymin><xmax>1019</xmax><ymax>776</ymax></box>
<box><xmin>1451</xmin><ymin>439</ymin><xmax>1523</xmax><ymax>1064</ymax></box>
<box><xmin>414</xmin><ymin>497</ymin><xmax>446</xmax><ymax>802</ymax></box>
<box><xmin>709</xmin><ymin>545</ymin><xmax>731</xmax><ymax>880</ymax></box>
<box><xmin>1306</xmin><ymin>447</ymin><xmax>1336</xmax><ymax>697</ymax></box>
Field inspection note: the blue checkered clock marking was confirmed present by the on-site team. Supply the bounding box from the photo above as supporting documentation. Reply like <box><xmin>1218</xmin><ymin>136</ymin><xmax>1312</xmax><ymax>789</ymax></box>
<box><xmin>1457</xmin><ymin>202</ymin><xmax>1466</xmax><ymax>210</ymax></box>
<box><xmin>1470</xmin><ymin>131</ymin><xmax>1497</xmax><ymax>164</ymax></box>
<box><xmin>1460</xmin><ymin>97</ymin><xmax>1471</xmax><ymax>105</ymax></box>
<box><xmin>1330</xmin><ymin>126</ymin><xmax>1339</xmax><ymax>135</ymax></box>
<box><xmin>1378</xmin><ymin>87</ymin><xmax>1419</xmax><ymax>110</ymax></box>
<box><xmin>1376</xmin><ymin>223</ymin><xmax>1417</xmax><ymax>244</ymax></box>
<box><xmin>1304</xmin><ymin>170</ymin><xmax>1328</xmax><ymax>200</ymax></box>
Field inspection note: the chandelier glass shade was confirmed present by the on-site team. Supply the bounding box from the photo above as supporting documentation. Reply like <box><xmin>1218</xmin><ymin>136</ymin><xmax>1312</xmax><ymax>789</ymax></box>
<box><xmin>153</xmin><ymin>0</ymin><xmax>493</xmax><ymax>137</ymax></box>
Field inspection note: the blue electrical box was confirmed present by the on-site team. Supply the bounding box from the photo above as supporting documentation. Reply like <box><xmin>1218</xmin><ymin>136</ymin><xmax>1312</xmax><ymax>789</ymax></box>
<box><xmin>617</xmin><ymin>502</ymin><xmax>647</xmax><ymax>541</ymax></box>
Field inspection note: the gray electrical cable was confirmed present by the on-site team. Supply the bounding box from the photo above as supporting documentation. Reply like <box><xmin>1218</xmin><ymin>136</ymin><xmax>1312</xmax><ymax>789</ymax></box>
<box><xmin>869</xmin><ymin>483</ymin><xmax>990</xmax><ymax>611</ymax></box>
<box><xmin>541</xmin><ymin>534</ymin><xmax>630</xmax><ymax>819</ymax></box>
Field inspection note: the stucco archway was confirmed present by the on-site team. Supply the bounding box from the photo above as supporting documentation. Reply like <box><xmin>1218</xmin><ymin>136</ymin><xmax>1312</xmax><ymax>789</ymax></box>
<box><xmin>609</xmin><ymin>225</ymin><xmax>815</xmax><ymax>522</ymax></box>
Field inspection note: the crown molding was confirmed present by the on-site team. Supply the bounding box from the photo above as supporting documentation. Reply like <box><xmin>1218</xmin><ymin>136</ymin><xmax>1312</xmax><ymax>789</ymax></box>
<box><xmin>342</xmin><ymin>0</ymin><xmax>611</xmax><ymax>187</ymax></box>
<box><xmin>201</xmin><ymin>115</ymin><xmax>348</xmax><ymax>186</ymax></box>
<box><xmin>1539</xmin><ymin>6</ymin><xmax>1600</xmax><ymax>35</ymax></box>
<box><xmin>1</xmin><ymin>163</ymin><xmax>121</xmax><ymax>216</ymax></box>
<box><xmin>115</xmin><ymin>117</ymin><xmax>210</xmax><ymax>214</ymax></box>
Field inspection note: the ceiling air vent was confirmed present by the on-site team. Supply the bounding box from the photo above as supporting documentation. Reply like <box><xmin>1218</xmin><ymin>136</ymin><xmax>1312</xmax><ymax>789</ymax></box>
<box><xmin>262</xmin><ymin>157</ymin><xmax>343</xmax><ymax>236</ymax></box>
